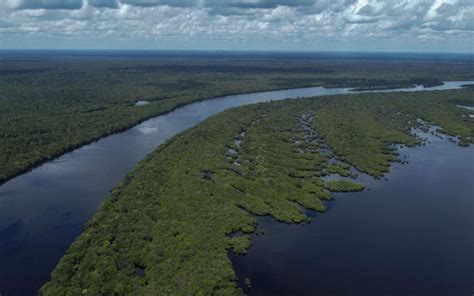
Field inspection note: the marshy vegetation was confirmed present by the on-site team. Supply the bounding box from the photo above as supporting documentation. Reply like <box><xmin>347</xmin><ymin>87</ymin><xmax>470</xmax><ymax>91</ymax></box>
<box><xmin>325</xmin><ymin>180</ymin><xmax>365</xmax><ymax>192</ymax></box>
<box><xmin>41</xmin><ymin>88</ymin><xmax>474</xmax><ymax>295</ymax></box>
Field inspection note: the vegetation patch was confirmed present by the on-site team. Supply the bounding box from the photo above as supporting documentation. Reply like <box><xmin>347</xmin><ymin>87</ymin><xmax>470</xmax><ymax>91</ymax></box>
<box><xmin>326</xmin><ymin>180</ymin><xmax>365</xmax><ymax>192</ymax></box>
<box><xmin>326</xmin><ymin>162</ymin><xmax>352</xmax><ymax>177</ymax></box>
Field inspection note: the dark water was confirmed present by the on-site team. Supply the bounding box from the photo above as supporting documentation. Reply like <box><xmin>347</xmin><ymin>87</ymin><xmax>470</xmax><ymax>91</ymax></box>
<box><xmin>0</xmin><ymin>82</ymin><xmax>471</xmax><ymax>295</ymax></box>
<box><xmin>231</xmin><ymin>128</ymin><xmax>474</xmax><ymax>295</ymax></box>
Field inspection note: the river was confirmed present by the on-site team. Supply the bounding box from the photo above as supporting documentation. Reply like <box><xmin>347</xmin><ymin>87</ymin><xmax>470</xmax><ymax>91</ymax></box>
<box><xmin>0</xmin><ymin>81</ymin><xmax>472</xmax><ymax>295</ymax></box>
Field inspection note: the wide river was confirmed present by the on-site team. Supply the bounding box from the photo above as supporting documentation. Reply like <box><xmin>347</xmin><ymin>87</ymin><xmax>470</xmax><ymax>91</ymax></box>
<box><xmin>0</xmin><ymin>82</ymin><xmax>472</xmax><ymax>295</ymax></box>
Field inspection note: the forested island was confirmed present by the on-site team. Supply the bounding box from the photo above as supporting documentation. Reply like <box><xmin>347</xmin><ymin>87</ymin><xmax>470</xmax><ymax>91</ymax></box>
<box><xmin>1</xmin><ymin>52</ymin><xmax>473</xmax><ymax>185</ymax></box>
<box><xmin>40</xmin><ymin>88</ymin><xmax>474</xmax><ymax>295</ymax></box>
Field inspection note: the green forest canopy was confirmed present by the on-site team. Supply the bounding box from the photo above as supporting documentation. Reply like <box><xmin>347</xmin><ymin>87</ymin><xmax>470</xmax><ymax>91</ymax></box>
<box><xmin>1</xmin><ymin>54</ymin><xmax>473</xmax><ymax>184</ymax></box>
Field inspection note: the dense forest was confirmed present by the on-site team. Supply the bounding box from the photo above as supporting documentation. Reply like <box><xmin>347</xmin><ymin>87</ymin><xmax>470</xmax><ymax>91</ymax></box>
<box><xmin>1</xmin><ymin>52</ymin><xmax>474</xmax><ymax>184</ymax></box>
<box><xmin>41</xmin><ymin>88</ymin><xmax>474</xmax><ymax>295</ymax></box>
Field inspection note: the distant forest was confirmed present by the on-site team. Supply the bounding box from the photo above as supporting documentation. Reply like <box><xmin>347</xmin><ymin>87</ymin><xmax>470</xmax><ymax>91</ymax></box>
<box><xmin>1</xmin><ymin>52</ymin><xmax>473</xmax><ymax>184</ymax></box>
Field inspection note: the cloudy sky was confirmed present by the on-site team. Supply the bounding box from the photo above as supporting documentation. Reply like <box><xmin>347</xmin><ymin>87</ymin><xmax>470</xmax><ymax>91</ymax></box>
<box><xmin>0</xmin><ymin>0</ymin><xmax>473</xmax><ymax>53</ymax></box>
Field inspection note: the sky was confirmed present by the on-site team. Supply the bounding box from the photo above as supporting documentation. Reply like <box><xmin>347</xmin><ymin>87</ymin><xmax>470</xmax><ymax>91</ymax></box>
<box><xmin>0</xmin><ymin>0</ymin><xmax>473</xmax><ymax>53</ymax></box>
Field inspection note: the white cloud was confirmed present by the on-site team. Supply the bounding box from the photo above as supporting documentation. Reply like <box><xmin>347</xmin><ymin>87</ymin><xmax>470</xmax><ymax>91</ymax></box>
<box><xmin>0</xmin><ymin>0</ymin><xmax>472</xmax><ymax>52</ymax></box>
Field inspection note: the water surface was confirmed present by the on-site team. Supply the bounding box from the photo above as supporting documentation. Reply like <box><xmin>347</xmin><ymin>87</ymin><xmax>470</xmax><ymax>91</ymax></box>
<box><xmin>135</xmin><ymin>100</ymin><xmax>150</xmax><ymax>106</ymax></box>
<box><xmin>0</xmin><ymin>81</ymin><xmax>472</xmax><ymax>295</ymax></box>
<box><xmin>231</xmin><ymin>128</ymin><xmax>474</xmax><ymax>295</ymax></box>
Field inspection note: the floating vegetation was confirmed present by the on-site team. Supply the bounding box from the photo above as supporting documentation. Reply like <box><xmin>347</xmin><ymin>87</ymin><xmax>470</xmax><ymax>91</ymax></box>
<box><xmin>42</xmin><ymin>88</ymin><xmax>474</xmax><ymax>295</ymax></box>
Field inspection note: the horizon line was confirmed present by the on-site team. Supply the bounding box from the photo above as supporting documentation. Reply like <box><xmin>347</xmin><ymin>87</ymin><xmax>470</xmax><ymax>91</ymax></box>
<box><xmin>0</xmin><ymin>48</ymin><xmax>473</xmax><ymax>56</ymax></box>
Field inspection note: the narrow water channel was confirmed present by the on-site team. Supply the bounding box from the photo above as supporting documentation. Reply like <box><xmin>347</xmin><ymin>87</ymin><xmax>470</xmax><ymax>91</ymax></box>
<box><xmin>0</xmin><ymin>81</ymin><xmax>472</xmax><ymax>295</ymax></box>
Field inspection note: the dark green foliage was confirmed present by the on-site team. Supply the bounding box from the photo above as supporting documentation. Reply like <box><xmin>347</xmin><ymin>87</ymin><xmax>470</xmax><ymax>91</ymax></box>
<box><xmin>326</xmin><ymin>180</ymin><xmax>365</xmax><ymax>192</ymax></box>
<box><xmin>1</xmin><ymin>54</ymin><xmax>473</xmax><ymax>183</ymax></box>
<box><xmin>229</xmin><ymin>236</ymin><xmax>252</xmax><ymax>254</ymax></box>
<box><xmin>41</xmin><ymin>88</ymin><xmax>474</xmax><ymax>295</ymax></box>
<box><xmin>326</xmin><ymin>162</ymin><xmax>352</xmax><ymax>177</ymax></box>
